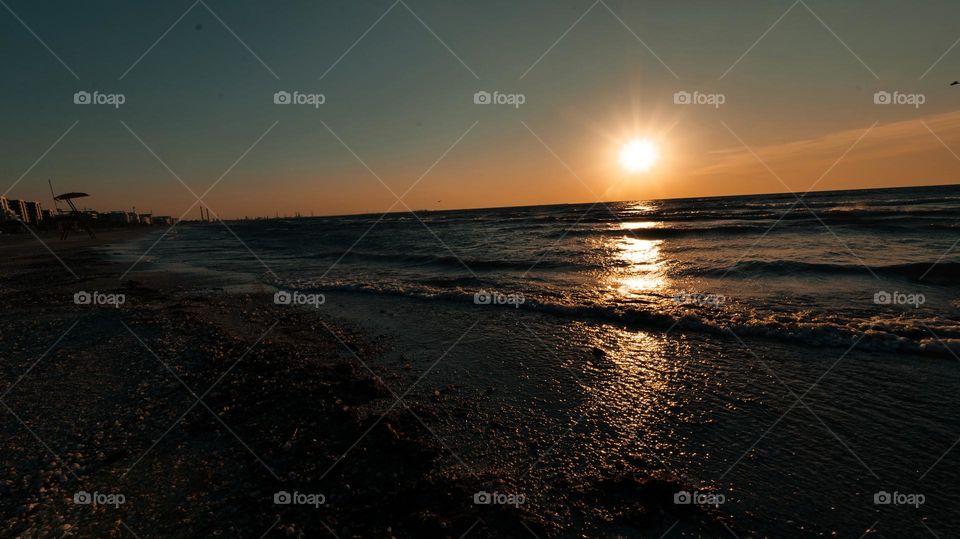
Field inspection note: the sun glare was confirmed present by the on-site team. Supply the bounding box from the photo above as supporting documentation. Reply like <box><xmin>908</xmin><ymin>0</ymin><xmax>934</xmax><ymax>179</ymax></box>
<box><xmin>619</xmin><ymin>139</ymin><xmax>659</xmax><ymax>173</ymax></box>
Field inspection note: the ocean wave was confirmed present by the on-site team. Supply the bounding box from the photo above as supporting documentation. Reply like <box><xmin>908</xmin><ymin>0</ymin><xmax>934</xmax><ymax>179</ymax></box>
<box><xmin>279</xmin><ymin>280</ymin><xmax>960</xmax><ymax>359</ymax></box>
<box><xmin>540</xmin><ymin>217</ymin><xmax>960</xmax><ymax>241</ymax></box>
<box><xmin>545</xmin><ymin>224</ymin><xmax>779</xmax><ymax>239</ymax></box>
<box><xmin>696</xmin><ymin>261</ymin><xmax>960</xmax><ymax>285</ymax></box>
<box><xmin>304</xmin><ymin>250</ymin><xmax>587</xmax><ymax>271</ymax></box>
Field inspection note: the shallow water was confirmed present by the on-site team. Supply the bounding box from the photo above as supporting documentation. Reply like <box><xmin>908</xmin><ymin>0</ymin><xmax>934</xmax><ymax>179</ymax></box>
<box><xmin>117</xmin><ymin>185</ymin><xmax>960</xmax><ymax>536</ymax></box>
<box><xmin>310</xmin><ymin>291</ymin><xmax>960</xmax><ymax>537</ymax></box>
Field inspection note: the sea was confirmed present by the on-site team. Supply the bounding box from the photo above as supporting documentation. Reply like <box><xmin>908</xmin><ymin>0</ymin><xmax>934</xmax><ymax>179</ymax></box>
<box><xmin>116</xmin><ymin>184</ymin><xmax>960</xmax><ymax>537</ymax></box>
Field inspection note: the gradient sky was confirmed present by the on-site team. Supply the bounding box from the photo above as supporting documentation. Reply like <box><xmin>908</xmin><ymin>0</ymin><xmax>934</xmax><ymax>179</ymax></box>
<box><xmin>3</xmin><ymin>0</ymin><xmax>960</xmax><ymax>218</ymax></box>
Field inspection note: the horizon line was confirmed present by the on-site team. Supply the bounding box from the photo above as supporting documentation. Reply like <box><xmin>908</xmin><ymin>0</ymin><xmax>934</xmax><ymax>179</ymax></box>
<box><xmin>209</xmin><ymin>180</ymin><xmax>960</xmax><ymax>221</ymax></box>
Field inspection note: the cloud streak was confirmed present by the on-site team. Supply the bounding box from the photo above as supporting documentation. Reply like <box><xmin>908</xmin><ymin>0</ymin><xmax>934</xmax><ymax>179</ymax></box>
<box><xmin>692</xmin><ymin>111</ymin><xmax>960</xmax><ymax>191</ymax></box>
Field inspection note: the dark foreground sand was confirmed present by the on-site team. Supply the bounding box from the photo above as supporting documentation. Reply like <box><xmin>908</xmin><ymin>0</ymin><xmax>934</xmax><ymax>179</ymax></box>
<box><xmin>0</xmin><ymin>229</ymin><xmax>730</xmax><ymax>538</ymax></box>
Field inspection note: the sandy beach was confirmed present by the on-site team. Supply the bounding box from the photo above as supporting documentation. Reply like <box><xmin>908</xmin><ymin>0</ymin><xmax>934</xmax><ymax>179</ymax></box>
<box><xmin>0</xmin><ymin>230</ymin><xmax>729</xmax><ymax>538</ymax></box>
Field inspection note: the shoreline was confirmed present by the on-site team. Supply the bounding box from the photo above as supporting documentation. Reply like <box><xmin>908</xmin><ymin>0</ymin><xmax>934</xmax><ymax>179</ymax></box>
<box><xmin>0</xmin><ymin>231</ymin><xmax>730</xmax><ymax>537</ymax></box>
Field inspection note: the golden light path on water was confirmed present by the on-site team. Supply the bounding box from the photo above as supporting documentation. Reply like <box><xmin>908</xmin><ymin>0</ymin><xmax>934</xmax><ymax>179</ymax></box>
<box><xmin>612</xmin><ymin>221</ymin><xmax>667</xmax><ymax>294</ymax></box>
<box><xmin>564</xmin><ymin>220</ymin><xmax>703</xmax><ymax>465</ymax></box>
<box><xmin>572</xmin><ymin>322</ymin><xmax>702</xmax><ymax>469</ymax></box>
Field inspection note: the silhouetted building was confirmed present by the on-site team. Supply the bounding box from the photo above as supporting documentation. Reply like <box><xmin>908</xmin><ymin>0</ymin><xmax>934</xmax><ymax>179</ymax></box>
<box><xmin>6</xmin><ymin>199</ymin><xmax>28</xmax><ymax>223</ymax></box>
<box><xmin>24</xmin><ymin>201</ymin><xmax>43</xmax><ymax>224</ymax></box>
<box><xmin>103</xmin><ymin>211</ymin><xmax>129</xmax><ymax>225</ymax></box>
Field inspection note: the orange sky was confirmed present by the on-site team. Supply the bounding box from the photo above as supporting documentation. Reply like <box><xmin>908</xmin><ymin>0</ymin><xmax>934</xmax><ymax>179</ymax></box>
<box><xmin>196</xmin><ymin>110</ymin><xmax>960</xmax><ymax>218</ymax></box>
<box><xmin>5</xmin><ymin>1</ymin><xmax>960</xmax><ymax>218</ymax></box>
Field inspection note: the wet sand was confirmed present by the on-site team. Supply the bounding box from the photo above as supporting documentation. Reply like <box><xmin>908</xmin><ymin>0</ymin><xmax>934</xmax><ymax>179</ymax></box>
<box><xmin>0</xmin><ymin>228</ymin><xmax>729</xmax><ymax>538</ymax></box>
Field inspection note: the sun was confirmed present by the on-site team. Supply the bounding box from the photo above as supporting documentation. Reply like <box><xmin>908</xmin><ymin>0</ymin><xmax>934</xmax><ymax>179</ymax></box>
<box><xmin>619</xmin><ymin>139</ymin><xmax>659</xmax><ymax>173</ymax></box>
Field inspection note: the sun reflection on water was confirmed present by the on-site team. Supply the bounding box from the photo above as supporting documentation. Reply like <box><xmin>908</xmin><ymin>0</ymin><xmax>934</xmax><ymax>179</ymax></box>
<box><xmin>577</xmin><ymin>324</ymin><xmax>695</xmax><ymax>460</ymax></box>
<box><xmin>619</xmin><ymin>221</ymin><xmax>657</xmax><ymax>230</ymax></box>
<box><xmin>610</xmin><ymin>235</ymin><xmax>668</xmax><ymax>294</ymax></box>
